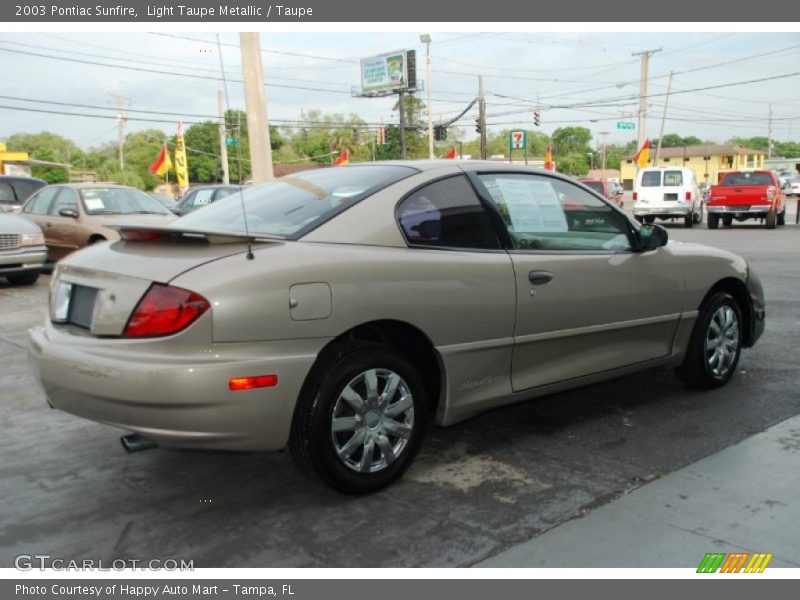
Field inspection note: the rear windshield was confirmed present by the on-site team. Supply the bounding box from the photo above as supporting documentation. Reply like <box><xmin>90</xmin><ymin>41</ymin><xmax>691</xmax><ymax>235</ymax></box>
<box><xmin>175</xmin><ymin>165</ymin><xmax>417</xmax><ymax>239</ymax></box>
<box><xmin>720</xmin><ymin>172</ymin><xmax>773</xmax><ymax>186</ymax></box>
<box><xmin>640</xmin><ymin>171</ymin><xmax>661</xmax><ymax>187</ymax></box>
<box><xmin>583</xmin><ymin>181</ymin><xmax>604</xmax><ymax>195</ymax></box>
<box><xmin>663</xmin><ymin>171</ymin><xmax>683</xmax><ymax>186</ymax></box>
<box><xmin>79</xmin><ymin>187</ymin><xmax>173</xmax><ymax>215</ymax></box>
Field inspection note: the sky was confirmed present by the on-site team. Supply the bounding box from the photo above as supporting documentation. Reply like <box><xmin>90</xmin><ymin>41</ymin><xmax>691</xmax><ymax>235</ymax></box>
<box><xmin>0</xmin><ymin>31</ymin><xmax>798</xmax><ymax>150</ymax></box>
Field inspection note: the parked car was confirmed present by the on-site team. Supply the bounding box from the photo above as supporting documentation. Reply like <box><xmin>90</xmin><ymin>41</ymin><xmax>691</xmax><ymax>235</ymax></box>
<box><xmin>148</xmin><ymin>192</ymin><xmax>179</xmax><ymax>212</ymax></box>
<box><xmin>20</xmin><ymin>183</ymin><xmax>176</xmax><ymax>261</ymax></box>
<box><xmin>578</xmin><ymin>177</ymin><xmax>623</xmax><ymax>208</ymax></box>
<box><xmin>0</xmin><ymin>212</ymin><xmax>47</xmax><ymax>285</ymax></box>
<box><xmin>707</xmin><ymin>170</ymin><xmax>787</xmax><ymax>229</ymax></box>
<box><xmin>29</xmin><ymin>162</ymin><xmax>765</xmax><ymax>493</ymax></box>
<box><xmin>633</xmin><ymin>167</ymin><xmax>703</xmax><ymax>227</ymax></box>
<box><xmin>174</xmin><ymin>184</ymin><xmax>243</xmax><ymax>216</ymax></box>
<box><xmin>785</xmin><ymin>176</ymin><xmax>800</xmax><ymax>197</ymax></box>
<box><xmin>0</xmin><ymin>175</ymin><xmax>47</xmax><ymax>213</ymax></box>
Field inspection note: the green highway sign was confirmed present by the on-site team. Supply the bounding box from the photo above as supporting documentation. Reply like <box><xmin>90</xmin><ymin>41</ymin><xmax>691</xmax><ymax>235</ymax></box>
<box><xmin>226</xmin><ymin>137</ymin><xmax>240</xmax><ymax>146</ymax></box>
<box><xmin>616</xmin><ymin>121</ymin><xmax>635</xmax><ymax>131</ymax></box>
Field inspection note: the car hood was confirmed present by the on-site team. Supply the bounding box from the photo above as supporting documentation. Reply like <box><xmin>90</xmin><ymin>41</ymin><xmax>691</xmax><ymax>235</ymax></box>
<box><xmin>0</xmin><ymin>213</ymin><xmax>43</xmax><ymax>234</ymax></box>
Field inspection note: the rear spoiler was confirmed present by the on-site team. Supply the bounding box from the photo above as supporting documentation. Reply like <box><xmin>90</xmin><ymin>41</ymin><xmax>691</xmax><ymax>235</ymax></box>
<box><xmin>108</xmin><ymin>224</ymin><xmax>281</xmax><ymax>245</ymax></box>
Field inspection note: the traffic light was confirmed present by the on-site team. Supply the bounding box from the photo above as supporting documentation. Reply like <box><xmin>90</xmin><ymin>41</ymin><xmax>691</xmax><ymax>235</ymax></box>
<box><xmin>475</xmin><ymin>118</ymin><xmax>481</xmax><ymax>134</ymax></box>
<box><xmin>434</xmin><ymin>124</ymin><xmax>447</xmax><ymax>141</ymax></box>
<box><xmin>376</xmin><ymin>126</ymin><xmax>385</xmax><ymax>145</ymax></box>
<box><xmin>534</xmin><ymin>110</ymin><xmax>541</xmax><ymax>127</ymax></box>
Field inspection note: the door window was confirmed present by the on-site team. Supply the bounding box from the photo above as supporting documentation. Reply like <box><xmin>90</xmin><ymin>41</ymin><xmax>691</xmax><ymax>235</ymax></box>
<box><xmin>397</xmin><ymin>176</ymin><xmax>500</xmax><ymax>250</ymax></box>
<box><xmin>190</xmin><ymin>189</ymin><xmax>215</xmax><ymax>208</ymax></box>
<box><xmin>49</xmin><ymin>188</ymin><xmax>79</xmax><ymax>215</ymax></box>
<box><xmin>0</xmin><ymin>182</ymin><xmax>15</xmax><ymax>206</ymax></box>
<box><xmin>477</xmin><ymin>174</ymin><xmax>632</xmax><ymax>252</ymax></box>
<box><xmin>24</xmin><ymin>187</ymin><xmax>59</xmax><ymax>214</ymax></box>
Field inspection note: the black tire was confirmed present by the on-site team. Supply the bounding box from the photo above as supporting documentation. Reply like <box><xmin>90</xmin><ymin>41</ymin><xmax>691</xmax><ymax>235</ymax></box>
<box><xmin>777</xmin><ymin>210</ymin><xmax>786</xmax><ymax>226</ymax></box>
<box><xmin>683</xmin><ymin>215</ymin><xmax>693</xmax><ymax>228</ymax></box>
<box><xmin>765</xmin><ymin>211</ymin><xmax>777</xmax><ymax>229</ymax></box>
<box><xmin>6</xmin><ymin>271</ymin><xmax>40</xmax><ymax>286</ymax></box>
<box><xmin>707</xmin><ymin>214</ymin><xmax>719</xmax><ymax>229</ymax></box>
<box><xmin>88</xmin><ymin>236</ymin><xmax>106</xmax><ymax>245</ymax></box>
<box><xmin>644</xmin><ymin>216</ymin><xmax>655</xmax><ymax>224</ymax></box>
<box><xmin>693</xmin><ymin>209</ymin><xmax>703</xmax><ymax>224</ymax></box>
<box><xmin>722</xmin><ymin>215</ymin><xmax>733</xmax><ymax>227</ymax></box>
<box><xmin>290</xmin><ymin>342</ymin><xmax>428</xmax><ymax>494</ymax></box>
<box><xmin>634</xmin><ymin>216</ymin><xmax>644</xmax><ymax>224</ymax></box>
<box><xmin>675</xmin><ymin>291</ymin><xmax>743</xmax><ymax>390</ymax></box>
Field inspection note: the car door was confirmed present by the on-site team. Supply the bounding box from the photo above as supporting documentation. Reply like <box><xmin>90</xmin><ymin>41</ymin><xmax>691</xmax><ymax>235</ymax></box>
<box><xmin>472</xmin><ymin>171</ymin><xmax>684</xmax><ymax>392</ymax></box>
<box><xmin>45</xmin><ymin>188</ymin><xmax>83</xmax><ymax>259</ymax></box>
<box><xmin>395</xmin><ymin>174</ymin><xmax>517</xmax><ymax>421</ymax></box>
<box><xmin>21</xmin><ymin>187</ymin><xmax>60</xmax><ymax>258</ymax></box>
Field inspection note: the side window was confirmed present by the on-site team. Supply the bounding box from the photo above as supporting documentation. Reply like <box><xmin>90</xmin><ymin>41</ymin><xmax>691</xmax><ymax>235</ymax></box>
<box><xmin>49</xmin><ymin>188</ymin><xmax>79</xmax><ymax>215</ymax></box>
<box><xmin>191</xmin><ymin>189</ymin><xmax>215</xmax><ymax>207</ymax></box>
<box><xmin>215</xmin><ymin>187</ymin><xmax>238</xmax><ymax>201</ymax></box>
<box><xmin>0</xmin><ymin>182</ymin><xmax>15</xmax><ymax>205</ymax></box>
<box><xmin>477</xmin><ymin>174</ymin><xmax>633</xmax><ymax>252</ymax></box>
<box><xmin>397</xmin><ymin>176</ymin><xmax>499</xmax><ymax>250</ymax></box>
<box><xmin>24</xmin><ymin>187</ymin><xmax>59</xmax><ymax>214</ymax></box>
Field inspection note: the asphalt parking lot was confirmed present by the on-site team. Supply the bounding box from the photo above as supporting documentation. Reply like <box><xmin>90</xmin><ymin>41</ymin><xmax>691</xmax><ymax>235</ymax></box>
<box><xmin>1</xmin><ymin>206</ymin><xmax>799</xmax><ymax>568</ymax></box>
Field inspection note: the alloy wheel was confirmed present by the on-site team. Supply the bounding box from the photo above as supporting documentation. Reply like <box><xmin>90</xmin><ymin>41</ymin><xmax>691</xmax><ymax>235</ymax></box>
<box><xmin>704</xmin><ymin>305</ymin><xmax>739</xmax><ymax>378</ymax></box>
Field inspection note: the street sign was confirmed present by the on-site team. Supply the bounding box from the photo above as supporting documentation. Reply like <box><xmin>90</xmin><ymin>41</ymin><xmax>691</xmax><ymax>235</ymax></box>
<box><xmin>616</xmin><ymin>122</ymin><xmax>635</xmax><ymax>131</ymax></box>
<box><xmin>226</xmin><ymin>137</ymin><xmax>240</xmax><ymax>146</ymax></box>
<box><xmin>510</xmin><ymin>130</ymin><xmax>526</xmax><ymax>150</ymax></box>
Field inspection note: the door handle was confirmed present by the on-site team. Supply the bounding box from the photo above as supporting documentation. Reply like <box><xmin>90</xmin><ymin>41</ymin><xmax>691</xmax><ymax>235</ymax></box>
<box><xmin>528</xmin><ymin>270</ymin><xmax>554</xmax><ymax>285</ymax></box>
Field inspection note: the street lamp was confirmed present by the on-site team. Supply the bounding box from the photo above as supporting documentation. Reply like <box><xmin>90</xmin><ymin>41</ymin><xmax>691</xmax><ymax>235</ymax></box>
<box><xmin>420</xmin><ymin>33</ymin><xmax>433</xmax><ymax>159</ymax></box>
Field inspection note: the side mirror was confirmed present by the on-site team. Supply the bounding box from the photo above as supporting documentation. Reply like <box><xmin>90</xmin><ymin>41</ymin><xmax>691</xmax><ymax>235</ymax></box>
<box><xmin>59</xmin><ymin>208</ymin><xmax>79</xmax><ymax>218</ymax></box>
<box><xmin>637</xmin><ymin>223</ymin><xmax>668</xmax><ymax>252</ymax></box>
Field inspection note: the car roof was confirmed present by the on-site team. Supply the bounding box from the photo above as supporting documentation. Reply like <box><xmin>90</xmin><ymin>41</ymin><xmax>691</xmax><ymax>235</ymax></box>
<box><xmin>0</xmin><ymin>175</ymin><xmax>47</xmax><ymax>184</ymax></box>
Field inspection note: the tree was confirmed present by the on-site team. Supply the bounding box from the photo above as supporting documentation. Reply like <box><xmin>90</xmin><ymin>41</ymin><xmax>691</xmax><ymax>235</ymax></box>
<box><xmin>551</xmin><ymin>126</ymin><xmax>592</xmax><ymax>157</ymax></box>
<box><xmin>4</xmin><ymin>132</ymin><xmax>82</xmax><ymax>183</ymax></box>
<box><xmin>556</xmin><ymin>153</ymin><xmax>590</xmax><ymax>176</ymax></box>
<box><xmin>391</xmin><ymin>94</ymin><xmax>428</xmax><ymax>158</ymax></box>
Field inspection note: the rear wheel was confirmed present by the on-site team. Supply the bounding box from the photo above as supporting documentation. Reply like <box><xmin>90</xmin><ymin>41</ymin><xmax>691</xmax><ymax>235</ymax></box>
<box><xmin>765</xmin><ymin>211</ymin><xmax>777</xmax><ymax>229</ymax></box>
<box><xmin>644</xmin><ymin>216</ymin><xmax>655</xmax><ymax>224</ymax></box>
<box><xmin>693</xmin><ymin>208</ymin><xmax>703</xmax><ymax>224</ymax></box>
<box><xmin>675</xmin><ymin>291</ymin><xmax>742</xmax><ymax>389</ymax></box>
<box><xmin>707</xmin><ymin>214</ymin><xmax>719</xmax><ymax>229</ymax></box>
<box><xmin>290</xmin><ymin>342</ymin><xmax>428</xmax><ymax>494</ymax></box>
<box><xmin>722</xmin><ymin>215</ymin><xmax>733</xmax><ymax>227</ymax></box>
<box><xmin>683</xmin><ymin>215</ymin><xmax>693</xmax><ymax>228</ymax></box>
<box><xmin>6</xmin><ymin>271</ymin><xmax>40</xmax><ymax>286</ymax></box>
<box><xmin>777</xmin><ymin>210</ymin><xmax>786</xmax><ymax>226</ymax></box>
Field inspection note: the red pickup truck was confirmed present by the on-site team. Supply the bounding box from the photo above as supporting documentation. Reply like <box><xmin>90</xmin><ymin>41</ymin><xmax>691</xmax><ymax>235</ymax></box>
<box><xmin>707</xmin><ymin>170</ymin><xmax>787</xmax><ymax>229</ymax></box>
<box><xmin>578</xmin><ymin>178</ymin><xmax>623</xmax><ymax>208</ymax></box>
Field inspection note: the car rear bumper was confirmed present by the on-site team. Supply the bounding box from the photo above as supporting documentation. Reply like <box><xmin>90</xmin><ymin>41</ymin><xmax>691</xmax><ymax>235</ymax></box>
<box><xmin>28</xmin><ymin>322</ymin><xmax>328</xmax><ymax>451</ymax></box>
<box><xmin>707</xmin><ymin>205</ymin><xmax>771</xmax><ymax>215</ymax></box>
<box><xmin>633</xmin><ymin>204</ymin><xmax>692</xmax><ymax>217</ymax></box>
<box><xmin>0</xmin><ymin>246</ymin><xmax>47</xmax><ymax>274</ymax></box>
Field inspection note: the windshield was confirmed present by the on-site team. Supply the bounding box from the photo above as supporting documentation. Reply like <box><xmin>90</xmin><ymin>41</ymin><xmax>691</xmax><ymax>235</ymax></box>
<box><xmin>80</xmin><ymin>187</ymin><xmax>172</xmax><ymax>215</ymax></box>
<box><xmin>175</xmin><ymin>165</ymin><xmax>417</xmax><ymax>238</ymax></box>
<box><xmin>720</xmin><ymin>172</ymin><xmax>773</xmax><ymax>186</ymax></box>
<box><xmin>583</xmin><ymin>181</ymin><xmax>604</xmax><ymax>195</ymax></box>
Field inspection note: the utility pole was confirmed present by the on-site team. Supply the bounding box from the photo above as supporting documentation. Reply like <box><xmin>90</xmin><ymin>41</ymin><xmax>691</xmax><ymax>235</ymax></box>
<box><xmin>478</xmin><ymin>75</ymin><xmax>487</xmax><ymax>160</ymax></box>
<box><xmin>767</xmin><ymin>103</ymin><xmax>773</xmax><ymax>159</ymax></box>
<box><xmin>632</xmin><ymin>48</ymin><xmax>661</xmax><ymax>149</ymax></box>
<box><xmin>218</xmin><ymin>90</ymin><xmax>230</xmax><ymax>185</ymax></box>
<box><xmin>109</xmin><ymin>93</ymin><xmax>129</xmax><ymax>170</ymax></box>
<box><xmin>239</xmin><ymin>32</ymin><xmax>274</xmax><ymax>182</ymax></box>
<box><xmin>420</xmin><ymin>34</ymin><xmax>434</xmax><ymax>159</ymax></box>
<box><xmin>398</xmin><ymin>89</ymin><xmax>407</xmax><ymax>159</ymax></box>
<box><xmin>654</xmin><ymin>71</ymin><xmax>673</xmax><ymax>164</ymax></box>
<box><xmin>598</xmin><ymin>131</ymin><xmax>609</xmax><ymax>171</ymax></box>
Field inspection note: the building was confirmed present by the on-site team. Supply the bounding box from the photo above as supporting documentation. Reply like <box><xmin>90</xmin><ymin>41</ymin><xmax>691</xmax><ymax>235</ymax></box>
<box><xmin>0</xmin><ymin>143</ymin><xmax>71</xmax><ymax>177</ymax></box>
<box><xmin>620</xmin><ymin>144</ymin><xmax>766</xmax><ymax>190</ymax></box>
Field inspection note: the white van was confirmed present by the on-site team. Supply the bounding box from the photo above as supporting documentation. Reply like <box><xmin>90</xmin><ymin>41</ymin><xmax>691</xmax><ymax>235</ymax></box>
<box><xmin>633</xmin><ymin>167</ymin><xmax>703</xmax><ymax>227</ymax></box>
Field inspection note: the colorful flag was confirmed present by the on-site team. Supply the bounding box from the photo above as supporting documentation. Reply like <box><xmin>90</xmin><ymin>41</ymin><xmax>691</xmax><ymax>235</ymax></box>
<box><xmin>148</xmin><ymin>143</ymin><xmax>172</xmax><ymax>177</ymax></box>
<box><xmin>174</xmin><ymin>122</ymin><xmax>189</xmax><ymax>195</ymax></box>
<box><xmin>444</xmin><ymin>147</ymin><xmax>457</xmax><ymax>160</ymax></box>
<box><xmin>633</xmin><ymin>139</ymin><xmax>651</xmax><ymax>168</ymax></box>
<box><xmin>332</xmin><ymin>148</ymin><xmax>350</xmax><ymax>166</ymax></box>
<box><xmin>544</xmin><ymin>143</ymin><xmax>555</xmax><ymax>171</ymax></box>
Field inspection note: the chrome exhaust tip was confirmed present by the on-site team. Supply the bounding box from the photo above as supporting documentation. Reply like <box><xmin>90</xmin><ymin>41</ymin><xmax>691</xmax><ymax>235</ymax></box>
<box><xmin>121</xmin><ymin>433</ymin><xmax>157</xmax><ymax>453</ymax></box>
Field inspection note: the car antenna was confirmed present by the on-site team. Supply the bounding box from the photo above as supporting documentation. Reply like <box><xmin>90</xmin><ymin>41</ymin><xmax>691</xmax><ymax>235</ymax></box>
<box><xmin>234</xmin><ymin>124</ymin><xmax>254</xmax><ymax>261</ymax></box>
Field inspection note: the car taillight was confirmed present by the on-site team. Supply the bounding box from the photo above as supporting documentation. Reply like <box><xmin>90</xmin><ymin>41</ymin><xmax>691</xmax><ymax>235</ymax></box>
<box><xmin>123</xmin><ymin>284</ymin><xmax>210</xmax><ymax>338</ymax></box>
<box><xmin>632</xmin><ymin>192</ymin><xmax>638</xmax><ymax>201</ymax></box>
<box><xmin>685</xmin><ymin>191</ymin><xmax>692</xmax><ymax>201</ymax></box>
<box><xmin>121</xmin><ymin>230</ymin><xmax>170</xmax><ymax>242</ymax></box>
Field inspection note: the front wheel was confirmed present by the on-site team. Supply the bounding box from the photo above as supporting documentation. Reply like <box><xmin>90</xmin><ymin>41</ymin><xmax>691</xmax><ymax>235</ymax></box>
<box><xmin>777</xmin><ymin>210</ymin><xmax>786</xmax><ymax>226</ymax></box>
<box><xmin>765</xmin><ymin>211</ymin><xmax>777</xmax><ymax>229</ymax></box>
<box><xmin>6</xmin><ymin>271</ymin><xmax>40</xmax><ymax>286</ymax></box>
<box><xmin>675</xmin><ymin>291</ymin><xmax>742</xmax><ymax>389</ymax></box>
<box><xmin>683</xmin><ymin>215</ymin><xmax>693</xmax><ymax>228</ymax></box>
<box><xmin>707</xmin><ymin>214</ymin><xmax>719</xmax><ymax>229</ymax></box>
<box><xmin>290</xmin><ymin>343</ymin><xmax>428</xmax><ymax>494</ymax></box>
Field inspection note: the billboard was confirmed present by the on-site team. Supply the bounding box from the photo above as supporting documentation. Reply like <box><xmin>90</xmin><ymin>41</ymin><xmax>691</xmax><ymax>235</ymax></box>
<box><xmin>360</xmin><ymin>50</ymin><xmax>415</xmax><ymax>96</ymax></box>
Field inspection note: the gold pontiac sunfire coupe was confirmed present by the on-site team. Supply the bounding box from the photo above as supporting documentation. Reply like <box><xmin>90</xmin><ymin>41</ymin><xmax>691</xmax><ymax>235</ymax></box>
<box><xmin>29</xmin><ymin>161</ymin><xmax>765</xmax><ymax>493</ymax></box>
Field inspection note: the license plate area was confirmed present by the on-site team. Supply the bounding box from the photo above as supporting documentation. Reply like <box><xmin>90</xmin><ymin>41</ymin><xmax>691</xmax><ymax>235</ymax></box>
<box><xmin>67</xmin><ymin>285</ymin><xmax>98</xmax><ymax>329</ymax></box>
<box><xmin>663</xmin><ymin>193</ymin><xmax>678</xmax><ymax>201</ymax></box>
